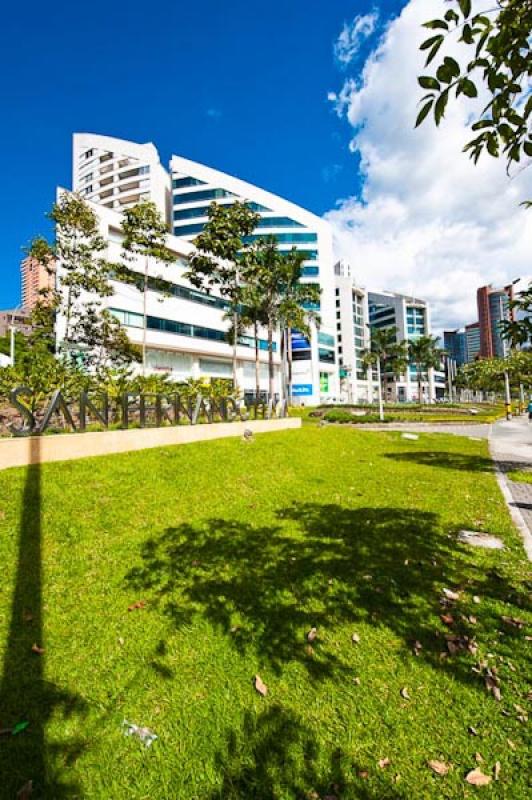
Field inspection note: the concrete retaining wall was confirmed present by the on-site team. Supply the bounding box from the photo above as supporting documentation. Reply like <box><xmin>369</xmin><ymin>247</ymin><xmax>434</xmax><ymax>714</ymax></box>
<box><xmin>0</xmin><ymin>418</ymin><xmax>301</xmax><ymax>471</ymax></box>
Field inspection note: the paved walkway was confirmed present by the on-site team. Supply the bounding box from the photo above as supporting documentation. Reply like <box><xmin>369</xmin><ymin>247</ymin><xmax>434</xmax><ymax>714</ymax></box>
<box><xmin>489</xmin><ymin>416</ymin><xmax>532</xmax><ymax>559</ymax></box>
<box><xmin>358</xmin><ymin>422</ymin><xmax>491</xmax><ymax>438</ymax></box>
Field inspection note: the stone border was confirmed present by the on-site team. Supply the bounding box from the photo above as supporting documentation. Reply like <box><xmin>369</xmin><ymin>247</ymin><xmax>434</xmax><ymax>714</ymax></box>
<box><xmin>488</xmin><ymin>441</ymin><xmax>532</xmax><ymax>562</ymax></box>
<box><xmin>0</xmin><ymin>418</ymin><xmax>301</xmax><ymax>471</ymax></box>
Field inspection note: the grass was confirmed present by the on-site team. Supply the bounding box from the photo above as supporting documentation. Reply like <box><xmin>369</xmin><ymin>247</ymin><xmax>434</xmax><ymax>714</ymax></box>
<box><xmin>291</xmin><ymin>404</ymin><xmax>506</xmax><ymax>426</ymax></box>
<box><xmin>507</xmin><ymin>470</ymin><xmax>532</xmax><ymax>485</ymax></box>
<box><xmin>0</xmin><ymin>427</ymin><xmax>530</xmax><ymax>799</ymax></box>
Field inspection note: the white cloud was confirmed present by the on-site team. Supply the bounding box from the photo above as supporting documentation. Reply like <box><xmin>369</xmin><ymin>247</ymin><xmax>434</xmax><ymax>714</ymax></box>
<box><xmin>334</xmin><ymin>10</ymin><xmax>379</xmax><ymax>66</ymax></box>
<box><xmin>326</xmin><ymin>0</ymin><xmax>532</xmax><ymax>334</ymax></box>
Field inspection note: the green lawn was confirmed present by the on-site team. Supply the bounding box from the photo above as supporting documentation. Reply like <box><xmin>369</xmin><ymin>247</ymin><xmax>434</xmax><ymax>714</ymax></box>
<box><xmin>0</xmin><ymin>427</ymin><xmax>530</xmax><ymax>799</ymax></box>
<box><xmin>290</xmin><ymin>404</ymin><xmax>506</xmax><ymax>426</ymax></box>
<box><xmin>507</xmin><ymin>470</ymin><xmax>532</xmax><ymax>485</ymax></box>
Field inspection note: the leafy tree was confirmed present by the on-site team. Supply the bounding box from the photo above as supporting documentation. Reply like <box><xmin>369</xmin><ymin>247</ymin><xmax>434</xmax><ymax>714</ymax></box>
<box><xmin>408</xmin><ymin>334</ymin><xmax>443</xmax><ymax>404</ymax></box>
<box><xmin>500</xmin><ymin>282</ymin><xmax>532</xmax><ymax>347</ymax></box>
<box><xmin>242</xmin><ymin>237</ymin><xmax>321</xmax><ymax>401</ymax></box>
<box><xmin>458</xmin><ymin>350</ymin><xmax>532</xmax><ymax>392</ymax></box>
<box><xmin>416</xmin><ymin>0</ymin><xmax>531</xmax><ymax>178</ymax></box>
<box><xmin>186</xmin><ymin>202</ymin><xmax>260</xmax><ymax>392</ymax></box>
<box><xmin>361</xmin><ymin>327</ymin><xmax>408</xmax><ymax>420</ymax></box>
<box><xmin>119</xmin><ymin>201</ymin><xmax>177</xmax><ymax>373</ymax></box>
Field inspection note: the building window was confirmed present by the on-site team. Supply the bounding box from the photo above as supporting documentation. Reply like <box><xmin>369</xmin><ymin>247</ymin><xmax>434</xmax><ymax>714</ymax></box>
<box><xmin>172</xmin><ymin>176</ymin><xmax>207</xmax><ymax>189</ymax></box>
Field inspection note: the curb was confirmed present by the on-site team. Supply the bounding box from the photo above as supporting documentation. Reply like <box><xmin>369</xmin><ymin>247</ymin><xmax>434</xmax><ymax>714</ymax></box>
<box><xmin>489</xmin><ymin>431</ymin><xmax>532</xmax><ymax>561</ymax></box>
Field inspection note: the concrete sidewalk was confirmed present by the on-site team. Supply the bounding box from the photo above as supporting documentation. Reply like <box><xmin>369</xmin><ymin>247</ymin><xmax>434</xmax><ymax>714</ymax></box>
<box><xmin>489</xmin><ymin>415</ymin><xmax>532</xmax><ymax>560</ymax></box>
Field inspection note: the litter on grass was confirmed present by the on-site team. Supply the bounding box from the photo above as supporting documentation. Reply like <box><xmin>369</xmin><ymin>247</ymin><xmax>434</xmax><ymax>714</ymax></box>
<box><xmin>458</xmin><ymin>530</ymin><xmax>504</xmax><ymax>550</ymax></box>
<box><xmin>401</xmin><ymin>433</ymin><xmax>419</xmax><ymax>441</ymax></box>
<box><xmin>122</xmin><ymin>720</ymin><xmax>158</xmax><ymax>747</ymax></box>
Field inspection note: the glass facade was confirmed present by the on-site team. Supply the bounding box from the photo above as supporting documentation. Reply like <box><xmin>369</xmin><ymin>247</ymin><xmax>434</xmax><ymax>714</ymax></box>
<box><xmin>172</xmin><ymin>177</ymin><xmax>206</xmax><ymax>189</ymax></box>
<box><xmin>173</xmin><ymin>188</ymin><xmax>236</xmax><ymax>205</ymax></box>
<box><xmin>173</xmin><ymin>201</ymin><xmax>271</xmax><ymax>221</ymax></box>
<box><xmin>110</xmin><ymin>308</ymin><xmax>276</xmax><ymax>351</ymax></box>
<box><xmin>406</xmin><ymin>306</ymin><xmax>426</xmax><ymax>338</ymax></box>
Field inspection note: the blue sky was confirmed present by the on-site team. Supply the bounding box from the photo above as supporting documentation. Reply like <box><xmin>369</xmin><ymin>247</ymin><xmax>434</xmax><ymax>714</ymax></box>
<box><xmin>0</xmin><ymin>0</ymin><xmax>404</xmax><ymax>309</ymax></box>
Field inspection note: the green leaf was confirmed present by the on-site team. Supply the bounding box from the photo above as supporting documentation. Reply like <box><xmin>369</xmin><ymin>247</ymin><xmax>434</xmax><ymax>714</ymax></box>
<box><xmin>524</xmin><ymin>140</ymin><xmax>532</xmax><ymax>158</ymax></box>
<box><xmin>420</xmin><ymin>34</ymin><xmax>444</xmax><ymax>51</ymax></box>
<box><xmin>423</xmin><ymin>19</ymin><xmax>448</xmax><ymax>30</ymax></box>
<box><xmin>458</xmin><ymin>0</ymin><xmax>471</xmax><ymax>18</ymax></box>
<box><xmin>415</xmin><ymin>98</ymin><xmax>434</xmax><ymax>128</ymax></box>
<box><xmin>486</xmin><ymin>134</ymin><xmax>499</xmax><ymax>157</ymax></box>
<box><xmin>436</xmin><ymin>64</ymin><xmax>453</xmax><ymax>84</ymax></box>
<box><xmin>472</xmin><ymin>15</ymin><xmax>491</xmax><ymax>28</ymax></box>
<box><xmin>418</xmin><ymin>76</ymin><xmax>440</xmax><ymax>91</ymax></box>
<box><xmin>471</xmin><ymin>119</ymin><xmax>494</xmax><ymax>130</ymax></box>
<box><xmin>444</xmin><ymin>9</ymin><xmax>459</xmax><ymax>24</ymax></box>
<box><xmin>461</xmin><ymin>78</ymin><xmax>478</xmax><ymax>98</ymax></box>
<box><xmin>461</xmin><ymin>24</ymin><xmax>473</xmax><ymax>45</ymax></box>
<box><xmin>434</xmin><ymin>90</ymin><xmax>449</xmax><ymax>125</ymax></box>
<box><xmin>443</xmin><ymin>56</ymin><xmax>460</xmax><ymax>78</ymax></box>
<box><xmin>425</xmin><ymin>36</ymin><xmax>444</xmax><ymax>66</ymax></box>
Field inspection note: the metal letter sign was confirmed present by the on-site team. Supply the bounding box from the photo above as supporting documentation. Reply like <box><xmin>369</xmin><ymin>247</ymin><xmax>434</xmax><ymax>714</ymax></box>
<box><xmin>6</xmin><ymin>388</ymin><xmax>287</xmax><ymax>437</ymax></box>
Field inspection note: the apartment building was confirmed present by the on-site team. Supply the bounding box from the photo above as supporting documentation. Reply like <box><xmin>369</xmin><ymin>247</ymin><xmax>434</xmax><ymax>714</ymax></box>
<box><xmin>58</xmin><ymin>133</ymin><xmax>339</xmax><ymax>405</ymax></box>
<box><xmin>333</xmin><ymin>260</ymin><xmax>371</xmax><ymax>402</ymax></box>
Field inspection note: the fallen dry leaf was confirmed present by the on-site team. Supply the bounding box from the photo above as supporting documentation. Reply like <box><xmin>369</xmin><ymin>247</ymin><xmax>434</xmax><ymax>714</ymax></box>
<box><xmin>441</xmin><ymin>614</ymin><xmax>454</xmax><ymax>626</ymax></box>
<box><xmin>118</xmin><ymin>637</ymin><xmax>125</xmax><ymax>646</ymax></box>
<box><xmin>442</xmin><ymin>588</ymin><xmax>460</xmax><ymax>601</ymax></box>
<box><xmin>413</xmin><ymin>640</ymin><xmax>422</xmax><ymax>656</ymax></box>
<box><xmin>351</xmin><ymin>633</ymin><xmax>360</xmax><ymax>644</ymax></box>
<box><xmin>358</xmin><ymin>770</ymin><xmax>369</xmax><ymax>779</ymax></box>
<box><xmin>378</xmin><ymin>757</ymin><xmax>391</xmax><ymax>769</ymax></box>
<box><xmin>307</xmin><ymin>627</ymin><xmax>317</xmax><ymax>643</ymax></box>
<box><xmin>31</xmin><ymin>644</ymin><xmax>44</xmax><ymax>656</ymax></box>
<box><xmin>501</xmin><ymin>616</ymin><xmax>524</xmax><ymax>629</ymax></box>
<box><xmin>468</xmin><ymin>615</ymin><xmax>477</xmax><ymax>625</ymax></box>
<box><xmin>465</xmin><ymin>768</ymin><xmax>492</xmax><ymax>786</ymax></box>
<box><xmin>353</xmin><ymin>676</ymin><xmax>361</xmax><ymax>685</ymax></box>
<box><xmin>475</xmin><ymin>752</ymin><xmax>483</xmax><ymax>763</ymax></box>
<box><xmin>485</xmin><ymin>676</ymin><xmax>501</xmax><ymax>701</ymax></box>
<box><xmin>400</xmin><ymin>687</ymin><xmax>410</xmax><ymax>700</ymax></box>
<box><xmin>428</xmin><ymin>760</ymin><xmax>449</xmax><ymax>776</ymax></box>
<box><xmin>254</xmin><ymin>674</ymin><xmax>268</xmax><ymax>697</ymax></box>
<box><xmin>494</xmin><ymin>761</ymin><xmax>501</xmax><ymax>780</ymax></box>
<box><xmin>22</xmin><ymin>609</ymin><xmax>33</xmax><ymax>623</ymax></box>
<box><xmin>507</xmin><ymin>739</ymin><xmax>516</xmax><ymax>750</ymax></box>
<box><xmin>468</xmin><ymin>726</ymin><xmax>479</xmax><ymax>736</ymax></box>
<box><xmin>305</xmin><ymin>645</ymin><xmax>315</xmax><ymax>657</ymax></box>
<box><xmin>128</xmin><ymin>600</ymin><xmax>146</xmax><ymax>612</ymax></box>
<box><xmin>473</xmin><ymin>595</ymin><xmax>481</xmax><ymax>604</ymax></box>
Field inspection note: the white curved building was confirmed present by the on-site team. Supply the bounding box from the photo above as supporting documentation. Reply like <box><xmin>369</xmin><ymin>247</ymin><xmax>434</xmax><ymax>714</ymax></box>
<box><xmin>65</xmin><ymin>134</ymin><xmax>339</xmax><ymax>404</ymax></box>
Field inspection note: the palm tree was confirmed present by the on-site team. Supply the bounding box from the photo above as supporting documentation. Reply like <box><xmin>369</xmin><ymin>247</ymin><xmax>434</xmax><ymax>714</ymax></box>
<box><xmin>244</xmin><ymin>238</ymin><xmax>320</xmax><ymax>403</ymax></box>
<box><xmin>408</xmin><ymin>335</ymin><xmax>443</xmax><ymax>405</ymax></box>
<box><xmin>361</xmin><ymin>327</ymin><xmax>408</xmax><ymax>420</ymax></box>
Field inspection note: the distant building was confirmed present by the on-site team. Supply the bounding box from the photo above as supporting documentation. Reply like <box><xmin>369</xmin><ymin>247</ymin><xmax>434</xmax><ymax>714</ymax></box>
<box><xmin>477</xmin><ymin>284</ymin><xmax>514</xmax><ymax>358</ymax></box>
<box><xmin>465</xmin><ymin>322</ymin><xmax>481</xmax><ymax>362</ymax></box>
<box><xmin>444</xmin><ymin>329</ymin><xmax>467</xmax><ymax>366</ymax></box>
<box><xmin>0</xmin><ymin>308</ymin><xmax>32</xmax><ymax>338</ymax></box>
<box><xmin>334</xmin><ymin>260</ymin><xmax>371</xmax><ymax>402</ymax></box>
<box><xmin>367</xmin><ymin>290</ymin><xmax>443</xmax><ymax>401</ymax></box>
<box><xmin>21</xmin><ymin>255</ymin><xmax>55</xmax><ymax>310</ymax></box>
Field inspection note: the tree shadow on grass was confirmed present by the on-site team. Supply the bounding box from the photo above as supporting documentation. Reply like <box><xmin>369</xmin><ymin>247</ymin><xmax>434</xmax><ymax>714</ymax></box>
<box><xmin>0</xmin><ymin>440</ymin><xmax>88</xmax><ymax>799</ymax></box>
<box><xmin>204</xmin><ymin>704</ymin><xmax>407</xmax><ymax>800</ymax></box>
<box><xmin>123</xmin><ymin>501</ymin><xmax>530</xmax><ymax>690</ymax></box>
<box><xmin>384</xmin><ymin>451</ymin><xmax>494</xmax><ymax>473</ymax></box>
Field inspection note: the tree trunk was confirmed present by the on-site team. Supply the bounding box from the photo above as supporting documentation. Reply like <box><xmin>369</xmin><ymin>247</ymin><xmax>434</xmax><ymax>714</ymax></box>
<box><xmin>254</xmin><ymin>320</ymin><xmax>260</xmax><ymax>403</ymax></box>
<box><xmin>417</xmin><ymin>365</ymin><xmax>422</xmax><ymax>406</ymax></box>
<box><xmin>232</xmin><ymin>304</ymin><xmax>239</xmax><ymax>395</ymax></box>
<box><xmin>267</xmin><ymin>319</ymin><xmax>274</xmax><ymax>402</ymax></box>
<box><xmin>142</xmin><ymin>256</ymin><xmax>148</xmax><ymax>376</ymax></box>
<box><xmin>376</xmin><ymin>357</ymin><xmax>384</xmax><ymax>422</ymax></box>
<box><xmin>287</xmin><ymin>326</ymin><xmax>293</xmax><ymax>407</ymax></box>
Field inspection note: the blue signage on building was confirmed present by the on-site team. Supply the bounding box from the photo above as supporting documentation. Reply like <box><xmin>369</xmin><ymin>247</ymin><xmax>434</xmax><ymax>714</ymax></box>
<box><xmin>292</xmin><ymin>384</ymin><xmax>313</xmax><ymax>397</ymax></box>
